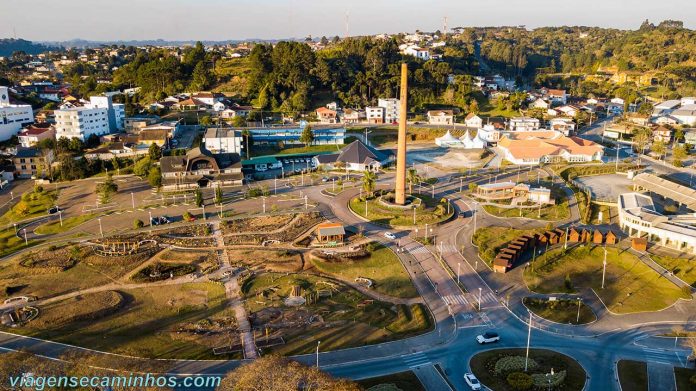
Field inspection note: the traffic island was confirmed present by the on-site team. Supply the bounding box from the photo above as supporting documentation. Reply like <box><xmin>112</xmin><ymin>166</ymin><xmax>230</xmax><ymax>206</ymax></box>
<box><xmin>617</xmin><ymin>360</ymin><xmax>648</xmax><ymax>391</ymax></box>
<box><xmin>469</xmin><ymin>348</ymin><xmax>586</xmax><ymax>391</ymax></box>
<box><xmin>348</xmin><ymin>190</ymin><xmax>454</xmax><ymax>228</ymax></box>
<box><xmin>522</xmin><ymin>297</ymin><xmax>597</xmax><ymax>325</ymax></box>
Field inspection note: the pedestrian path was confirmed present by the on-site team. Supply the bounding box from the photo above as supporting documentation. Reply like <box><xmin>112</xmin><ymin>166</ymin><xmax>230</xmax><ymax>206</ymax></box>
<box><xmin>401</xmin><ymin>352</ymin><xmax>431</xmax><ymax>368</ymax></box>
<box><xmin>442</xmin><ymin>294</ymin><xmax>469</xmax><ymax>306</ymax></box>
<box><xmin>405</xmin><ymin>245</ymin><xmax>431</xmax><ymax>256</ymax></box>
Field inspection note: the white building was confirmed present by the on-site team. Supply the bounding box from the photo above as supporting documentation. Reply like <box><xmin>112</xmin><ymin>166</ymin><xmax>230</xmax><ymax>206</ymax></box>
<box><xmin>377</xmin><ymin>98</ymin><xmax>400</xmax><ymax>123</ymax></box>
<box><xmin>509</xmin><ymin>117</ymin><xmax>540</xmax><ymax>131</ymax></box>
<box><xmin>618</xmin><ymin>192</ymin><xmax>696</xmax><ymax>255</ymax></box>
<box><xmin>0</xmin><ymin>86</ymin><xmax>34</xmax><ymax>141</ymax></box>
<box><xmin>477</xmin><ymin>125</ymin><xmax>501</xmax><ymax>144</ymax></box>
<box><xmin>549</xmin><ymin>118</ymin><xmax>577</xmax><ymax>136</ymax></box>
<box><xmin>671</xmin><ymin>105</ymin><xmax>696</xmax><ymax>126</ymax></box>
<box><xmin>55</xmin><ymin>95</ymin><xmax>124</xmax><ymax>141</ymax></box>
<box><xmin>427</xmin><ymin>110</ymin><xmax>454</xmax><ymax>125</ymax></box>
<box><xmin>366</xmin><ymin>106</ymin><xmax>385</xmax><ymax>124</ymax></box>
<box><xmin>203</xmin><ymin>127</ymin><xmax>243</xmax><ymax>154</ymax></box>
<box><xmin>465</xmin><ymin>114</ymin><xmax>483</xmax><ymax>128</ymax></box>
<box><xmin>402</xmin><ymin>45</ymin><xmax>431</xmax><ymax>61</ymax></box>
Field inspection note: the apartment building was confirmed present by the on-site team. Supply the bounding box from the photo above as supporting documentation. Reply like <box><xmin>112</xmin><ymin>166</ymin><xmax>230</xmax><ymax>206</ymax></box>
<box><xmin>378</xmin><ymin>98</ymin><xmax>400</xmax><ymax>123</ymax></box>
<box><xmin>54</xmin><ymin>95</ymin><xmax>125</xmax><ymax>141</ymax></box>
<box><xmin>0</xmin><ymin>86</ymin><xmax>34</xmax><ymax>141</ymax></box>
<box><xmin>203</xmin><ymin>127</ymin><xmax>243</xmax><ymax>154</ymax></box>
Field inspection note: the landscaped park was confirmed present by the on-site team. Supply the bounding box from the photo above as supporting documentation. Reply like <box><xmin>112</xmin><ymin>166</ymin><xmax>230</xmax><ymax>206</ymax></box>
<box><xmin>349</xmin><ymin>190</ymin><xmax>454</xmax><ymax>227</ymax></box>
<box><xmin>0</xmin><ymin>209</ymin><xmax>430</xmax><ymax>359</ymax></box>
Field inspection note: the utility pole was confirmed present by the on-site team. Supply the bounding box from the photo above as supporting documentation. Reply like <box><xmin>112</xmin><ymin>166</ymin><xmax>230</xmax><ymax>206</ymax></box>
<box><xmin>478</xmin><ymin>287</ymin><xmax>482</xmax><ymax>311</ymax></box>
<box><xmin>576</xmin><ymin>298</ymin><xmax>582</xmax><ymax>324</ymax></box>
<box><xmin>457</xmin><ymin>262</ymin><xmax>461</xmax><ymax>285</ymax></box>
<box><xmin>316</xmin><ymin>340</ymin><xmax>321</xmax><ymax>367</ymax></box>
<box><xmin>602</xmin><ymin>246</ymin><xmax>608</xmax><ymax>289</ymax></box>
<box><xmin>525</xmin><ymin>311</ymin><xmax>532</xmax><ymax>371</ymax></box>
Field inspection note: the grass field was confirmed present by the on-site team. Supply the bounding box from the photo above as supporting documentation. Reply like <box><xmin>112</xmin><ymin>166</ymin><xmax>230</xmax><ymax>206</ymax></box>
<box><xmin>310</xmin><ymin>243</ymin><xmax>418</xmax><ymax>299</ymax></box>
<box><xmin>524</xmin><ymin>246</ymin><xmax>691</xmax><ymax>313</ymax></box>
<box><xmin>13</xmin><ymin>282</ymin><xmax>236</xmax><ymax>359</ymax></box>
<box><xmin>0</xmin><ymin>228</ymin><xmax>40</xmax><ymax>258</ymax></box>
<box><xmin>0</xmin><ymin>248</ymin><xmax>151</xmax><ymax>299</ymax></box>
<box><xmin>0</xmin><ymin>189</ymin><xmax>57</xmax><ymax>226</ymax></box>
<box><xmin>357</xmin><ymin>371</ymin><xmax>425</xmax><ymax>391</ymax></box>
<box><xmin>469</xmin><ymin>348</ymin><xmax>586</xmax><ymax>391</ymax></box>
<box><xmin>349</xmin><ymin>193</ymin><xmax>454</xmax><ymax>227</ymax></box>
<box><xmin>251</xmin><ymin>144</ymin><xmax>345</xmax><ymax>158</ymax></box>
<box><xmin>242</xmin><ymin>272</ymin><xmax>431</xmax><ymax>355</ymax></box>
<box><xmin>34</xmin><ymin>214</ymin><xmax>95</xmax><ymax>235</ymax></box>
<box><xmin>482</xmin><ymin>186</ymin><xmax>570</xmax><ymax>221</ymax></box>
<box><xmin>523</xmin><ymin>297</ymin><xmax>596</xmax><ymax>324</ymax></box>
<box><xmin>651</xmin><ymin>254</ymin><xmax>696</xmax><ymax>287</ymax></box>
<box><xmin>617</xmin><ymin>360</ymin><xmax>648</xmax><ymax>391</ymax></box>
<box><xmin>674</xmin><ymin>367</ymin><xmax>696</xmax><ymax>391</ymax></box>
<box><xmin>472</xmin><ymin>226</ymin><xmax>540</xmax><ymax>264</ymax></box>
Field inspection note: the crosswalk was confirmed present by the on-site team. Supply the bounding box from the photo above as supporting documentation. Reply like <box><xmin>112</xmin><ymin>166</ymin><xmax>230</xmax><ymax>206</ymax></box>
<box><xmin>438</xmin><ymin>244</ymin><xmax>458</xmax><ymax>254</ymax></box>
<box><xmin>406</xmin><ymin>245</ymin><xmax>430</xmax><ymax>255</ymax></box>
<box><xmin>401</xmin><ymin>352</ymin><xmax>431</xmax><ymax>368</ymax></box>
<box><xmin>466</xmin><ymin>291</ymin><xmax>498</xmax><ymax>305</ymax></box>
<box><xmin>443</xmin><ymin>294</ymin><xmax>469</xmax><ymax>306</ymax></box>
<box><xmin>640</xmin><ymin>347</ymin><xmax>675</xmax><ymax>365</ymax></box>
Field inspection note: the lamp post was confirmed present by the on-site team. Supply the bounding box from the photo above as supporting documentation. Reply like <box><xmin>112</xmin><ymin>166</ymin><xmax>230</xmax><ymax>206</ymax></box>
<box><xmin>459</xmin><ymin>177</ymin><xmax>463</xmax><ymax>193</ymax></box>
<box><xmin>478</xmin><ymin>287</ymin><xmax>482</xmax><ymax>311</ymax></box>
<box><xmin>13</xmin><ymin>223</ymin><xmax>17</xmax><ymax>234</ymax></box>
<box><xmin>131</xmin><ymin>192</ymin><xmax>135</xmax><ymax>209</ymax></box>
<box><xmin>98</xmin><ymin>218</ymin><xmax>103</xmax><ymax>238</ymax></box>
<box><xmin>602</xmin><ymin>246</ymin><xmax>608</xmax><ymax>289</ymax></box>
<box><xmin>304</xmin><ymin>195</ymin><xmax>308</xmax><ymax>211</ymax></box>
<box><xmin>431</xmin><ymin>184</ymin><xmax>435</xmax><ymax>198</ymax></box>
<box><xmin>412</xmin><ymin>206</ymin><xmax>416</xmax><ymax>225</ymax></box>
<box><xmin>316</xmin><ymin>340</ymin><xmax>321</xmax><ymax>368</ymax></box>
<box><xmin>576</xmin><ymin>298</ymin><xmax>582</xmax><ymax>324</ymax></box>
<box><xmin>22</xmin><ymin>228</ymin><xmax>27</xmax><ymax>245</ymax></box>
<box><xmin>149</xmin><ymin>211</ymin><xmax>152</xmax><ymax>227</ymax></box>
<box><xmin>525</xmin><ymin>311</ymin><xmax>532</xmax><ymax>371</ymax></box>
<box><xmin>58</xmin><ymin>210</ymin><xmax>63</xmax><ymax>227</ymax></box>
<box><xmin>274</xmin><ymin>178</ymin><xmax>277</xmax><ymax>195</ymax></box>
<box><xmin>262</xmin><ymin>196</ymin><xmax>266</xmax><ymax>214</ymax></box>
<box><xmin>457</xmin><ymin>262</ymin><xmax>461</xmax><ymax>285</ymax></box>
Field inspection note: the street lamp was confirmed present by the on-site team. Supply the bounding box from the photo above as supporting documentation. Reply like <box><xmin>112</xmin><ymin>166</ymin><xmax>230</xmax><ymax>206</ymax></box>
<box><xmin>576</xmin><ymin>298</ymin><xmax>582</xmax><ymax>324</ymax></box>
<box><xmin>457</xmin><ymin>262</ymin><xmax>461</xmax><ymax>285</ymax></box>
<box><xmin>602</xmin><ymin>246</ymin><xmax>608</xmax><ymax>289</ymax></box>
<box><xmin>98</xmin><ymin>218</ymin><xmax>103</xmax><ymax>238</ymax></box>
<box><xmin>22</xmin><ymin>228</ymin><xmax>27</xmax><ymax>245</ymax></box>
<box><xmin>525</xmin><ymin>311</ymin><xmax>532</xmax><ymax>372</ymax></box>
<box><xmin>478</xmin><ymin>287</ymin><xmax>482</xmax><ymax>311</ymax></box>
<box><xmin>262</xmin><ymin>196</ymin><xmax>266</xmax><ymax>214</ymax></box>
<box><xmin>58</xmin><ymin>210</ymin><xmax>63</xmax><ymax>227</ymax></box>
<box><xmin>131</xmin><ymin>192</ymin><xmax>135</xmax><ymax>209</ymax></box>
<box><xmin>316</xmin><ymin>340</ymin><xmax>321</xmax><ymax>368</ymax></box>
<box><xmin>149</xmin><ymin>211</ymin><xmax>152</xmax><ymax>227</ymax></box>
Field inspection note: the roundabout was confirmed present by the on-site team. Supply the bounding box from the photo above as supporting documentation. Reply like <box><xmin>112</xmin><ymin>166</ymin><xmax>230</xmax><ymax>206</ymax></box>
<box><xmin>348</xmin><ymin>190</ymin><xmax>454</xmax><ymax>228</ymax></box>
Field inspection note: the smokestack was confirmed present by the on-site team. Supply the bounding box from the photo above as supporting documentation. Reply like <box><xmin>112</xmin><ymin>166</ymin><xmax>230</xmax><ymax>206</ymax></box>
<box><xmin>394</xmin><ymin>63</ymin><xmax>408</xmax><ymax>205</ymax></box>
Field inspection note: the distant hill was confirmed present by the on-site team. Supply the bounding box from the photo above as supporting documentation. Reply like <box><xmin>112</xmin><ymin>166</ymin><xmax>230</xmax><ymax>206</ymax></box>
<box><xmin>39</xmin><ymin>38</ymin><xmax>281</xmax><ymax>49</ymax></box>
<box><xmin>0</xmin><ymin>38</ymin><xmax>58</xmax><ymax>57</ymax></box>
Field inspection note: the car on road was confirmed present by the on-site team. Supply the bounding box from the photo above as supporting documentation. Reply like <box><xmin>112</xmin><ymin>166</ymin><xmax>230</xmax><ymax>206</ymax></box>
<box><xmin>150</xmin><ymin>216</ymin><xmax>170</xmax><ymax>226</ymax></box>
<box><xmin>322</xmin><ymin>176</ymin><xmax>329</xmax><ymax>182</ymax></box>
<box><xmin>384</xmin><ymin>232</ymin><xmax>397</xmax><ymax>240</ymax></box>
<box><xmin>464</xmin><ymin>373</ymin><xmax>481</xmax><ymax>390</ymax></box>
<box><xmin>47</xmin><ymin>206</ymin><xmax>61</xmax><ymax>214</ymax></box>
<box><xmin>476</xmin><ymin>331</ymin><xmax>500</xmax><ymax>344</ymax></box>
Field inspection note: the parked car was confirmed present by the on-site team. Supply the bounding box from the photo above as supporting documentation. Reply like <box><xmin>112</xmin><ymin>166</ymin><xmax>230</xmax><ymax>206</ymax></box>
<box><xmin>384</xmin><ymin>232</ymin><xmax>397</xmax><ymax>240</ymax></box>
<box><xmin>47</xmin><ymin>206</ymin><xmax>60</xmax><ymax>215</ymax></box>
<box><xmin>150</xmin><ymin>216</ymin><xmax>170</xmax><ymax>226</ymax></box>
<box><xmin>476</xmin><ymin>331</ymin><xmax>500</xmax><ymax>344</ymax></box>
<box><xmin>464</xmin><ymin>373</ymin><xmax>481</xmax><ymax>390</ymax></box>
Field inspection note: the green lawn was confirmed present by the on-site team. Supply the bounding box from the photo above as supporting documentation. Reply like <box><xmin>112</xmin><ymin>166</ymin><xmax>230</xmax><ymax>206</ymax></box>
<box><xmin>472</xmin><ymin>226</ymin><xmax>541</xmax><ymax>264</ymax></box>
<box><xmin>34</xmin><ymin>214</ymin><xmax>95</xmax><ymax>235</ymax></box>
<box><xmin>11</xmin><ymin>282</ymin><xmax>236</xmax><ymax>360</ymax></box>
<box><xmin>0</xmin><ymin>190</ymin><xmax>58</xmax><ymax>226</ymax></box>
<box><xmin>480</xmin><ymin>184</ymin><xmax>570</xmax><ymax>221</ymax></box>
<box><xmin>0</xmin><ymin>228</ymin><xmax>40</xmax><ymax>258</ymax></box>
<box><xmin>469</xmin><ymin>348</ymin><xmax>586</xmax><ymax>391</ymax></box>
<box><xmin>241</xmin><ymin>272</ymin><xmax>431</xmax><ymax>355</ymax></box>
<box><xmin>524</xmin><ymin>246</ymin><xmax>691</xmax><ymax>313</ymax></box>
<box><xmin>357</xmin><ymin>371</ymin><xmax>425</xmax><ymax>391</ymax></box>
<box><xmin>251</xmin><ymin>144</ymin><xmax>345</xmax><ymax>157</ymax></box>
<box><xmin>617</xmin><ymin>360</ymin><xmax>648</xmax><ymax>391</ymax></box>
<box><xmin>523</xmin><ymin>297</ymin><xmax>596</xmax><ymax>324</ymax></box>
<box><xmin>349</xmin><ymin>193</ymin><xmax>453</xmax><ymax>227</ymax></box>
<box><xmin>651</xmin><ymin>254</ymin><xmax>696</xmax><ymax>287</ymax></box>
<box><xmin>310</xmin><ymin>243</ymin><xmax>418</xmax><ymax>299</ymax></box>
<box><xmin>674</xmin><ymin>367</ymin><xmax>696</xmax><ymax>391</ymax></box>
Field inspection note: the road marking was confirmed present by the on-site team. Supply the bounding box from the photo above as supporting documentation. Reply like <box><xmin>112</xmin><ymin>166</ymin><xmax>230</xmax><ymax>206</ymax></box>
<box><xmin>443</xmin><ymin>295</ymin><xmax>469</xmax><ymax>306</ymax></box>
<box><xmin>406</xmin><ymin>245</ymin><xmax>430</xmax><ymax>255</ymax></box>
<box><xmin>401</xmin><ymin>352</ymin><xmax>430</xmax><ymax>368</ymax></box>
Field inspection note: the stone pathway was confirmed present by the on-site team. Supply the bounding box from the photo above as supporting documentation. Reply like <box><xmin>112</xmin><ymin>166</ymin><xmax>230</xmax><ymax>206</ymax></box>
<box><xmin>212</xmin><ymin>221</ymin><xmax>257</xmax><ymax>359</ymax></box>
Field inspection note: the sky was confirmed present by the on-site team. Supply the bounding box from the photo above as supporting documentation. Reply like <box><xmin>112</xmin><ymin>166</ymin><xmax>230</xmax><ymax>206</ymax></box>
<box><xmin>2</xmin><ymin>0</ymin><xmax>695</xmax><ymax>42</ymax></box>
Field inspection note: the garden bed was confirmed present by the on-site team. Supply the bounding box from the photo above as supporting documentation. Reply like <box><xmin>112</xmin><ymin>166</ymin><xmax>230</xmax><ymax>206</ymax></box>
<box><xmin>523</xmin><ymin>297</ymin><xmax>596</xmax><ymax>324</ymax></box>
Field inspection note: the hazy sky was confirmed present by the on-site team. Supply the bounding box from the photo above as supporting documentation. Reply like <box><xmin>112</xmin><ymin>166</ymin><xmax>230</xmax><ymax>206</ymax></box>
<box><xmin>2</xmin><ymin>0</ymin><xmax>695</xmax><ymax>42</ymax></box>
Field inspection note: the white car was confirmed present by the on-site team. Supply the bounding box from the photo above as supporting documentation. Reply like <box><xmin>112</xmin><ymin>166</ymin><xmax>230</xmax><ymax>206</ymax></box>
<box><xmin>384</xmin><ymin>232</ymin><xmax>397</xmax><ymax>240</ymax></box>
<box><xmin>464</xmin><ymin>373</ymin><xmax>481</xmax><ymax>390</ymax></box>
<box><xmin>476</xmin><ymin>331</ymin><xmax>500</xmax><ymax>344</ymax></box>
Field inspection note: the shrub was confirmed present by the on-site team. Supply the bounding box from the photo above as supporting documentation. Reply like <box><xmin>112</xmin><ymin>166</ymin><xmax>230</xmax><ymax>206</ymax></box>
<box><xmin>507</xmin><ymin>372</ymin><xmax>533</xmax><ymax>390</ymax></box>
<box><xmin>531</xmin><ymin>370</ymin><xmax>566</xmax><ymax>388</ymax></box>
<box><xmin>133</xmin><ymin>219</ymin><xmax>144</xmax><ymax>229</ymax></box>
<box><xmin>14</xmin><ymin>201</ymin><xmax>30</xmax><ymax>216</ymax></box>
<box><xmin>183</xmin><ymin>211</ymin><xmax>193</xmax><ymax>221</ymax></box>
<box><xmin>690</xmin><ymin>374</ymin><xmax>696</xmax><ymax>384</ymax></box>
<box><xmin>34</xmin><ymin>185</ymin><xmax>44</xmax><ymax>193</ymax></box>
<box><xmin>494</xmin><ymin>356</ymin><xmax>538</xmax><ymax>376</ymax></box>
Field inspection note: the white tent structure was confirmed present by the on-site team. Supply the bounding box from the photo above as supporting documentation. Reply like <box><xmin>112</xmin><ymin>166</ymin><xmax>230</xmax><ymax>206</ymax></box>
<box><xmin>460</xmin><ymin>130</ymin><xmax>486</xmax><ymax>149</ymax></box>
<box><xmin>435</xmin><ymin>130</ymin><xmax>464</xmax><ymax>148</ymax></box>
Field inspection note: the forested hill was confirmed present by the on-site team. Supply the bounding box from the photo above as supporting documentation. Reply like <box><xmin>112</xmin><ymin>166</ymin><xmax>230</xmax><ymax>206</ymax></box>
<box><xmin>0</xmin><ymin>38</ymin><xmax>59</xmax><ymax>57</ymax></box>
<box><xmin>469</xmin><ymin>20</ymin><xmax>695</xmax><ymax>80</ymax></box>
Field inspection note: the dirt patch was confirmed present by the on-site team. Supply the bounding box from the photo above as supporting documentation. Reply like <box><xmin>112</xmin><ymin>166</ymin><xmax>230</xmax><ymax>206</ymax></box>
<box><xmin>224</xmin><ymin>212</ymin><xmax>324</xmax><ymax>246</ymax></box>
<box><xmin>19</xmin><ymin>246</ymin><xmax>79</xmax><ymax>273</ymax></box>
<box><xmin>31</xmin><ymin>291</ymin><xmax>124</xmax><ymax>328</ymax></box>
<box><xmin>221</xmin><ymin>214</ymin><xmax>295</xmax><ymax>234</ymax></box>
<box><xmin>227</xmin><ymin>249</ymin><xmax>304</xmax><ymax>272</ymax></box>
